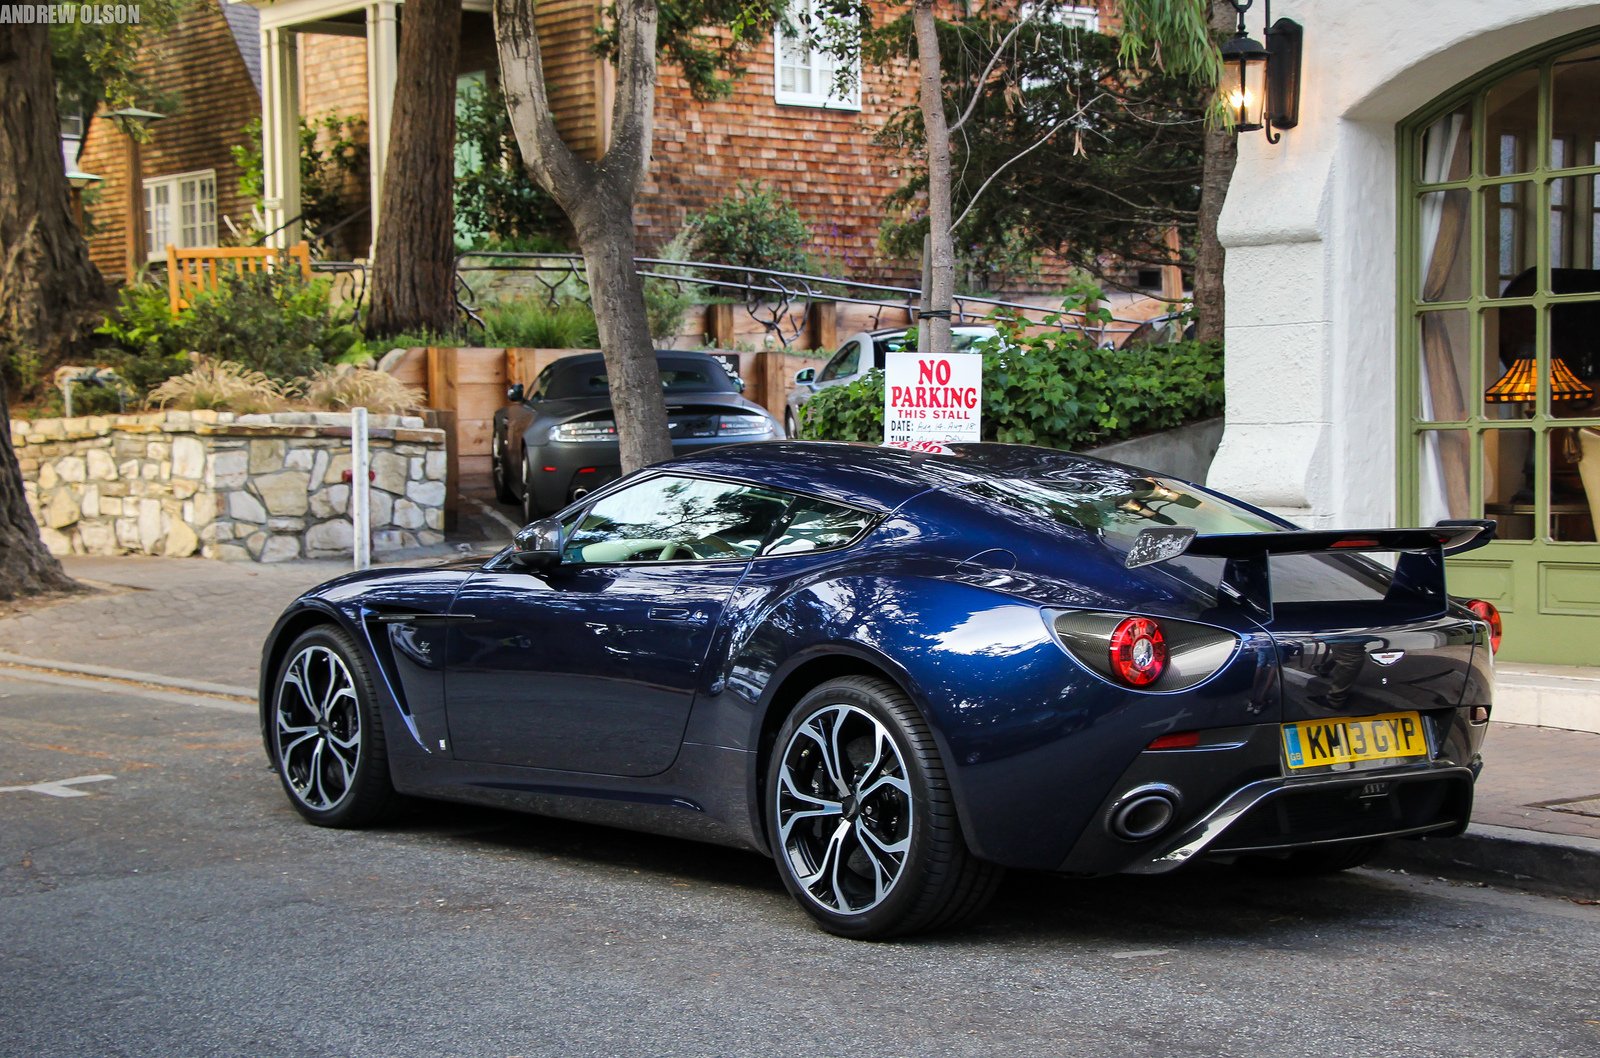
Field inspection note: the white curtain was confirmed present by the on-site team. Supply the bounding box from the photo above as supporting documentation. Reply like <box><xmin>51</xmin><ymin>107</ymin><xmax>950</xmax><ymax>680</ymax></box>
<box><xmin>1416</xmin><ymin>114</ymin><xmax>1468</xmax><ymax>524</ymax></box>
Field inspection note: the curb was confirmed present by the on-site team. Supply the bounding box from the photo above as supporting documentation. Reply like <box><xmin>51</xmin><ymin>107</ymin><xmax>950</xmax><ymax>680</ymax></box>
<box><xmin>1372</xmin><ymin>823</ymin><xmax>1600</xmax><ymax>901</ymax></box>
<box><xmin>0</xmin><ymin>651</ymin><xmax>255</xmax><ymax>700</ymax></box>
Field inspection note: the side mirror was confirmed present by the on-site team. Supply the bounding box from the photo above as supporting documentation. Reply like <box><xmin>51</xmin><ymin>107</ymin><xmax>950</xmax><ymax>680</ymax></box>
<box><xmin>507</xmin><ymin>382</ymin><xmax>525</xmax><ymax>403</ymax></box>
<box><xmin>794</xmin><ymin>368</ymin><xmax>816</xmax><ymax>386</ymax></box>
<box><xmin>509</xmin><ymin>518</ymin><xmax>563</xmax><ymax>568</ymax></box>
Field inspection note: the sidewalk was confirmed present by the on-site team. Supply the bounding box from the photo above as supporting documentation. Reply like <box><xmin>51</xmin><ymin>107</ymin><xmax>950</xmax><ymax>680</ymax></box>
<box><xmin>1</xmin><ymin>550</ymin><xmax>1595</xmax><ymax>899</ymax></box>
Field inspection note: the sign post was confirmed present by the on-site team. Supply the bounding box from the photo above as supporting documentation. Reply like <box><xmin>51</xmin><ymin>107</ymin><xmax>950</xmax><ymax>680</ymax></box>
<box><xmin>883</xmin><ymin>352</ymin><xmax>982</xmax><ymax>449</ymax></box>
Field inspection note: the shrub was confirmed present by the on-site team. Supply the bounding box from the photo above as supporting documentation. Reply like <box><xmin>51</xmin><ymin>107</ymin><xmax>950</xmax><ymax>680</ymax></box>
<box><xmin>148</xmin><ymin>360</ymin><xmax>295</xmax><ymax>414</ymax></box>
<box><xmin>799</xmin><ymin>282</ymin><xmax>1223</xmax><ymax>449</ymax></box>
<box><xmin>303</xmin><ymin>365</ymin><xmax>424</xmax><ymax>414</ymax></box>
<box><xmin>479</xmin><ymin>299</ymin><xmax>600</xmax><ymax>348</ymax></box>
<box><xmin>687</xmin><ymin>182</ymin><xmax>811</xmax><ymax>274</ymax></box>
<box><xmin>97</xmin><ymin>271</ymin><xmax>368</xmax><ymax>392</ymax></box>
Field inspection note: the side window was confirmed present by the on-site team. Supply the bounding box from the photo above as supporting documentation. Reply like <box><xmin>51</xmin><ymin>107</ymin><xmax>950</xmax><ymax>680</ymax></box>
<box><xmin>819</xmin><ymin>340</ymin><xmax>862</xmax><ymax>383</ymax></box>
<box><xmin>563</xmin><ymin>475</ymin><xmax>791</xmax><ymax>564</ymax></box>
<box><xmin>762</xmin><ymin>496</ymin><xmax>876</xmax><ymax>556</ymax></box>
<box><xmin>528</xmin><ymin>364</ymin><xmax>555</xmax><ymax>402</ymax></box>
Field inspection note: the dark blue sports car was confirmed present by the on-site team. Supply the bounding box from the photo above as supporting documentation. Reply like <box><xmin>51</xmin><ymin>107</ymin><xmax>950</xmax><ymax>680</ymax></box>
<box><xmin>259</xmin><ymin>442</ymin><xmax>1500</xmax><ymax>938</ymax></box>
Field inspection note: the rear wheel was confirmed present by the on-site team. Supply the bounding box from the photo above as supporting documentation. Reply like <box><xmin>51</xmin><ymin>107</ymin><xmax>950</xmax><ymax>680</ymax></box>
<box><xmin>765</xmin><ymin>676</ymin><xmax>1002</xmax><ymax>939</ymax></box>
<box><xmin>784</xmin><ymin>408</ymin><xmax>799</xmax><ymax>439</ymax></box>
<box><xmin>268</xmin><ymin>625</ymin><xmax>396</xmax><ymax>828</ymax></box>
<box><xmin>1237</xmin><ymin>840</ymin><xmax>1384</xmax><ymax>877</ymax></box>
<box><xmin>491</xmin><ymin>431</ymin><xmax>516</xmax><ymax>504</ymax></box>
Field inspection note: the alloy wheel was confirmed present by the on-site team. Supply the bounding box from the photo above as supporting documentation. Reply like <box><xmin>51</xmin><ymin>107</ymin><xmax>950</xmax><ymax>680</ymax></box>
<box><xmin>274</xmin><ymin>645</ymin><xmax>363</xmax><ymax>812</ymax></box>
<box><xmin>775</xmin><ymin>703</ymin><xmax>913</xmax><ymax>915</ymax></box>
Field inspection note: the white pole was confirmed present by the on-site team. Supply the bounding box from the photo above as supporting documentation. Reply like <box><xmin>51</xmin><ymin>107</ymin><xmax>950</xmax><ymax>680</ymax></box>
<box><xmin>352</xmin><ymin>406</ymin><xmax>371</xmax><ymax>570</ymax></box>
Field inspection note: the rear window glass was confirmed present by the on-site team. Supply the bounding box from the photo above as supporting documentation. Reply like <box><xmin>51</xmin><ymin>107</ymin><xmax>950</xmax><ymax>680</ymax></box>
<box><xmin>546</xmin><ymin>358</ymin><xmax>737</xmax><ymax>399</ymax></box>
<box><xmin>966</xmin><ymin>474</ymin><xmax>1396</xmax><ymax>611</ymax></box>
<box><xmin>966</xmin><ymin>474</ymin><xmax>1281</xmax><ymax>540</ymax></box>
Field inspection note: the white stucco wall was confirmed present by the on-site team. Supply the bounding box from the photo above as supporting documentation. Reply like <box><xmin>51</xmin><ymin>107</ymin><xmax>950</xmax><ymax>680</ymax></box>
<box><xmin>1209</xmin><ymin>0</ymin><xmax>1600</xmax><ymax>527</ymax></box>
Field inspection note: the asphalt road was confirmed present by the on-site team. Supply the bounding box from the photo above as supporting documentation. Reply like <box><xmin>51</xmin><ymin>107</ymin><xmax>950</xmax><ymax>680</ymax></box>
<box><xmin>3</xmin><ymin>670</ymin><xmax>1598</xmax><ymax>1058</ymax></box>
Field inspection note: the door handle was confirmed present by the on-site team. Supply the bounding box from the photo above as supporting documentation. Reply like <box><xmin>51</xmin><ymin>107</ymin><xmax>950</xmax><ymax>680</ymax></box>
<box><xmin>648</xmin><ymin>607</ymin><xmax>691</xmax><ymax>622</ymax></box>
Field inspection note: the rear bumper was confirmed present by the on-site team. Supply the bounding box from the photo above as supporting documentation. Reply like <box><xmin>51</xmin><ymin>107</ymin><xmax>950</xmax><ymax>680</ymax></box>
<box><xmin>524</xmin><ymin>432</ymin><xmax>779</xmax><ymax>514</ymax></box>
<box><xmin>1123</xmin><ymin>763</ymin><xmax>1476</xmax><ymax>874</ymax></box>
<box><xmin>1053</xmin><ymin>708</ymin><xmax>1486</xmax><ymax>875</ymax></box>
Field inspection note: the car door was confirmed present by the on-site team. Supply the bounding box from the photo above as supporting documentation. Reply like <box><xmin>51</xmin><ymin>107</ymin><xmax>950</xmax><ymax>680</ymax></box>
<box><xmin>443</xmin><ymin>473</ymin><xmax>792</xmax><ymax>777</ymax></box>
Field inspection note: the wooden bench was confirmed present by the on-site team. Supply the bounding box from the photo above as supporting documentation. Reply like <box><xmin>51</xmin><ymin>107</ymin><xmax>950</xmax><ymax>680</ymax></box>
<box><xmin>165</xmin><ymin>242</ymin><xmax>313</xmax><ymax>314</ymax></box>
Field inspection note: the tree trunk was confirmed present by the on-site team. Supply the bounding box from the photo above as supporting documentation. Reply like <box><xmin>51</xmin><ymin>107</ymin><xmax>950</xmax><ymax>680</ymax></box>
<box><xmin>0</xmin><ymin>26</ymin><xmax>100</xmax><ymax>599</ymax></box>
<box><xmin>913</xmin><ymin>0</ymin><xmax>953</xmax><ymax>356</ymax></box>
<box><xmin>1192</xmin><ymin>0</ymin><xmax>1238</xmax><ymax>344</ymax></box>
<box><xmin>366</xmin><ymin>0</ymin><xmax>464</xmax><ymax>338</ymax></box>
<box><xmin>496</xmin><ymin>0</ymin><xmax>672</xmax><ymax>472</ymax></box>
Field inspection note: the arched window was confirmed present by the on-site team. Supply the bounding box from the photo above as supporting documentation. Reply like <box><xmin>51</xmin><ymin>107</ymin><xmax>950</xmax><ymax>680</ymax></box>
<box><xmin>1401</xmin><ymin>33</ymin><xmax>1600</xmax><ymax>663</ymax></box>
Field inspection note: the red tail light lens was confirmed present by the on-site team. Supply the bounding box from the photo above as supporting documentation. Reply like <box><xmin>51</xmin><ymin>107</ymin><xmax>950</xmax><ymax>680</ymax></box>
<box><xmin>1467</xmin><ymin>599</ymin><xmax>1502</xmax><ymax>654</ymax></box>
<box><xmin>1108</xmin><ymin>617</ymin><xmax>1169</xmax><ymax>687</ymax></box>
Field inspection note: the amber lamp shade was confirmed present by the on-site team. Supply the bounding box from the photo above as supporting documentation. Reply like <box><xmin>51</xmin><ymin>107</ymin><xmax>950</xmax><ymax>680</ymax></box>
<box><xmin>1484</xmin><ymin>357</ymin><xmax>1596</xmax><ymax>403</ymax></box>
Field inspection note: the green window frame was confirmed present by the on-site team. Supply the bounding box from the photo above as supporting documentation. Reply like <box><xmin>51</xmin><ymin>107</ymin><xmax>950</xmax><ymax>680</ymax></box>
<box><xmin>1397</xmin><ymin>33</ymin><xmax>1600</xmax><ymax>545</ymax></box>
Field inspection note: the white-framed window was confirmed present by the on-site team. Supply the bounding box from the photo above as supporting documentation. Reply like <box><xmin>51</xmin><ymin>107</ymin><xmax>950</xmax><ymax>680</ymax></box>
<box><xmin>1058</xmin><ymin>4</ymin><xmax>1099</xmax><ymax>31</ymax></box>
<box><xmin>774</xmin><ymin>0</ymin><xmax>861</xmax><ymax>111</ymax></box>
<box><xmin>143</xmin><ymin>169</ymin><xmax>217</xmax><ymax>259</ymax></box>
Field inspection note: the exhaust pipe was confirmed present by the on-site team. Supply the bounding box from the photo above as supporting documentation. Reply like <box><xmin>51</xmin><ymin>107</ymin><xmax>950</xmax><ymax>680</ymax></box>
<box><xmin>1108</xmin><ymin>784</ymin><xmax>1182</xmax><ymax>842</ymax></box>
<box><xmin>570</xmin><ymin>487</ymin><xmax>590</xmax><ymax>501</ymax></box>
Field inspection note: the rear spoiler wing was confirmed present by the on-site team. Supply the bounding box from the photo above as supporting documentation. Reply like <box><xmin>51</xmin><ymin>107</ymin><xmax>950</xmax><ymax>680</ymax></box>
<box><xmin>1124</xmin><ymin>519</ymin><xmax>1496</xmax><ymax>622</ymax></box>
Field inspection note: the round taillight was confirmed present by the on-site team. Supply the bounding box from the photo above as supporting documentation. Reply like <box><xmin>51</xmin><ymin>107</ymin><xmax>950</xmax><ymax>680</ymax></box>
<box><xmin>1467</xmin><ymin>599</ymin><xmax>1502</xmax><ymax>654</ymax></box>
<box><xmin>1108</xmin><ymin>616</ymin><xmax>1169</xmax><ymax>687</ymax></box>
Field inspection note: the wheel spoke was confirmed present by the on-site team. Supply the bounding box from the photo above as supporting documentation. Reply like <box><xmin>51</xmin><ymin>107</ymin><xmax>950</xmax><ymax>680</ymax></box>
<box><xmin>307</xmin><ymin>739</ymin><xmax>329</xmax><ymax>807</ymax></box>
<box><xmin>796</xmin><ymin>819</ymin><xmax>853</xmax><ymax>911</ymax></box>
<box><xmin>776</xmin><ymin>768</ymin><xmax>843</xmax><ymax>845</ymax></box>
<box><xmin>854</xmin><ymin>820</ymin><xmax>906</xmax><ymax>904</ymax></box>
<box><xmin>796</xmin><ymin>708</ymin><xmax>850</xmax><ymax>797</ymax></box>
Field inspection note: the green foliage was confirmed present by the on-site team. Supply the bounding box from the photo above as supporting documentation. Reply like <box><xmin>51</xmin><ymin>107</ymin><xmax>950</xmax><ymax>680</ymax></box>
<box><xmin>479</xmin><ymin>300</ymin><xmax>600</xmax><ymax>349</ymax></box>
<box><xmin>688</xmin><ymin>182</ymin><xmax>811</xmax><ymax>273</ymax></box>
<box><xmin>96</xmin><ymin>273</ymin><xmax>368</xmax><ymax>393</ymax></box>
<box><xmin>799</xmin><ymin>282</ymin><xmax>1223</xmax><ymax>448</ymax></box>
<box><xmin>232</xmin><ymin>114</ymin><xmax>369</xmax><ymax>249</ymax></box>
<box><xmin>872</xmin><ymin>12</ymin><xmax>1205</xmax><ymax>288</ymax></box>
<box><xmin>454</xmin><ymin>81</ymin><xmax>567</xmax><ymax>246</ymax></box>
<box><xmin>50</xmin><ymin>0</ymin><xmax>187</xmax><ymax>121</ymax></box>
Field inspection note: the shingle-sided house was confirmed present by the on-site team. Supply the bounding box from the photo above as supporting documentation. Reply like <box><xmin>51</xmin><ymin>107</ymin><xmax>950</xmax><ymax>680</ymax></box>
<box><xmin>76</xmin><ymin>0</ymin><xmax>1113</xmax><ymax>285</ymax></box>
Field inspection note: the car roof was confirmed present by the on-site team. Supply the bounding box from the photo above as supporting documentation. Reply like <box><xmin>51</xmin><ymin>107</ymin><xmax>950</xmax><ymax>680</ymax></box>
<box><xmin>668</xmin><ymin>440</ymin><xmax>1116</xmax><ymax>512</ymax></box>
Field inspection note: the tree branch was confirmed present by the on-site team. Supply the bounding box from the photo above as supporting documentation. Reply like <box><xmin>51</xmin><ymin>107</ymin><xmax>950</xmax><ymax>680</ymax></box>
<box><xmin>601</xmin><ymin>0</ymin><xmax>659</xmax><ymax>196</ymax></box>
<box><xmin>950</xmin><ymin>91</ymin><xmax>1109</xmax><ymax>233</ymax></box>
<box><xmin>493</xmin><ymin>0</ymin><xmax>588</xmax><ymax>201</ymax></box>
<box><xmin>947</xmin><ymin>19</ymin><xmax>1023</xmax><ymax>136</ymax></box>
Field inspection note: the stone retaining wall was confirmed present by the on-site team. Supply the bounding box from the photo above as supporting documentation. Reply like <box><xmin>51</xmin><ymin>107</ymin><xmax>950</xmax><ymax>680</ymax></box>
<box><xmin>11</xmin><ymin>411</ymin><xmax>448</xmax><ymax>562</ymax></box>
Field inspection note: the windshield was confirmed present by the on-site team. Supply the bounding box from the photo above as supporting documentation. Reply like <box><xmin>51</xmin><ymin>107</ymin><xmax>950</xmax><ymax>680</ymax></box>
<box><xmin>545</xmin><ymin>357</ymin><xmax>738</xmax><ymax>399</ymax></box>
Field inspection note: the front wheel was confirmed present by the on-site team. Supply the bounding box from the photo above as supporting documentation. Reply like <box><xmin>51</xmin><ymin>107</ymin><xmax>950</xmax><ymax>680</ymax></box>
<box><xmin>765</xmin><ymin>676</ymin><xmax>1002</xmax><ymax>939</ymax></box>
<box><xmin>268</xmin><ymin>626</ymin><xmax>397</xmax><ymax>828</ymax></box>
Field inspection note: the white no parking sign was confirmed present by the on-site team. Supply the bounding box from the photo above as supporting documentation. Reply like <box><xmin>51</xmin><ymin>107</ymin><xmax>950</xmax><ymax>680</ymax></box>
<box><xmin>883</xmin><ymin>352</ymin><xmax>982</xmax><ymax>447</ymax></box>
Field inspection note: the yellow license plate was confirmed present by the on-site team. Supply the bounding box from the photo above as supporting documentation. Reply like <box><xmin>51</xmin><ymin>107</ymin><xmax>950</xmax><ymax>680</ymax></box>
<box><xmin>1281</xmin><ymin>712</ymin><xmax>1429</xmax><ymax>770</ymax></box>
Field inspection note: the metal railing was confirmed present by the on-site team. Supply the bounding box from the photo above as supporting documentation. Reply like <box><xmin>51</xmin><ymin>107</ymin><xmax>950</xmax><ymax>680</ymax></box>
<box><xmin>452</xmin><ymin>251</ymin><xmax>1148</xmax><ymax>347</ymax></box>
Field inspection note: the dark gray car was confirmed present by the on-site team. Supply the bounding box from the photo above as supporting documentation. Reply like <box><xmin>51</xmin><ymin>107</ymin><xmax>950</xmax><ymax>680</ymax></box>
<box><xmin>492</xmin><ymin>351</ymin><xmax>781</xmax><ymax>520</ymax></box>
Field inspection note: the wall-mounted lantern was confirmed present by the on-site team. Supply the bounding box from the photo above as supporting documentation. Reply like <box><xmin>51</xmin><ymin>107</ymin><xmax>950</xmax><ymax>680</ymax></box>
<box><xmin>1221</xmin><ymin>1</ymin><xmax>1302</xmax><ymax>144</ymax></box>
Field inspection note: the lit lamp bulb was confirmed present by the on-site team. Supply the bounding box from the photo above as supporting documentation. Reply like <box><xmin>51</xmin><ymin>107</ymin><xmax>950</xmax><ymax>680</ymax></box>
<box><xmin>1219</xmin><ymin>33</ymin><xmax>1269</xmax><ymax>133</ymax></box>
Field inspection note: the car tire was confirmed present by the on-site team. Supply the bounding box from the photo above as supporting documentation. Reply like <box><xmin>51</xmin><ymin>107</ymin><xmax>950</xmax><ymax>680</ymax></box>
<box><xmin>268</xmin><ymin>625</ymin><xmax>397</xmax><ymax>828</ymax></box>
<box><xmin>1237</xmin><ymin>840</ymin><xmax>1384</xmax><ymax>877</ymax></box>
<box><xmin>491</xmin><ymin>432</ymin><xmax>517</xmax><ymax>505</ymax></box>
<box><xmin>784</xmin><ymin>408</ymin><xmax>798</xmax><ymax>439</ymax></box>
<box><xmin>765</xmin><ymin>675</ymin><xmax>1003</xmax><ymax>939</ymax></box>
